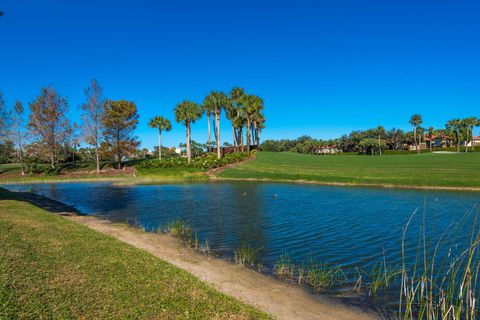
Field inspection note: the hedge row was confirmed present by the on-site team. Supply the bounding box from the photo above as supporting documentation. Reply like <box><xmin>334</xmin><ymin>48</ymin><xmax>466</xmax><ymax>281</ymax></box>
<box><xmin>136</xmin><ymin>151</ymin><xmax>253</xmax><ymax>170</ymax></box>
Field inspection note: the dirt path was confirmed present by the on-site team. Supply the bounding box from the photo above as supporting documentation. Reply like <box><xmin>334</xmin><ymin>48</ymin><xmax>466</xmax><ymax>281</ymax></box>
<box><xmin>66</xmin><ymin>215</ymin><xmax>377</xmax><ymax>320</ymax></box>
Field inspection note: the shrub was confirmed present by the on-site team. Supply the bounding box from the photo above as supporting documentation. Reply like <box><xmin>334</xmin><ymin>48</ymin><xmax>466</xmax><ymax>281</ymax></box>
<box><xmin>136</xmin><ymin>152</ymin><xmax>252</xmax><ymax>171</ymax></box>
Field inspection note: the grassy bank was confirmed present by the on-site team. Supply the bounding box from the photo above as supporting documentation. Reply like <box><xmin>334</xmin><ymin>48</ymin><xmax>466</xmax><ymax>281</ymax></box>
<box><xmin>0</xmin><ymin>189</ymin><xmax>270</xmax><ymax>319</ymax></box>
<box><xmin>219</xmin><ymin>151</ymin><xmax>480</xmax><ymax>188</ymax></box>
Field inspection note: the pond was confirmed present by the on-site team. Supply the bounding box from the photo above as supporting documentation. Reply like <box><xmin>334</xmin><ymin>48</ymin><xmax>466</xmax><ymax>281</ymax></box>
<box><xmin>4</xmin><ymin>182</ymin><xmax>480</xmax><ymax>313</ymax></box>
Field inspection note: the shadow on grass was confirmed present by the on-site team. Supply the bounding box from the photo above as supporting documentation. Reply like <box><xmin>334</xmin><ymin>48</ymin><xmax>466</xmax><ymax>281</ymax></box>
<box><xmin>0</xmin><ymin>187</ymin><xmax>79</xmax><ymax>216</ymax></box>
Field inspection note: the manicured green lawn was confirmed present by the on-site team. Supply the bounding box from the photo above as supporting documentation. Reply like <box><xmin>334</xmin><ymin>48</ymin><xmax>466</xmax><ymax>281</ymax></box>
<box><xmin>219</xmin><ymin>151</ymin><xmax>480</xmax><ymax>188</ymax></box>
<box><xmin>0</xmin><ymin>189</ymin><xmax>270</xmax><ymax>319</ymax></box>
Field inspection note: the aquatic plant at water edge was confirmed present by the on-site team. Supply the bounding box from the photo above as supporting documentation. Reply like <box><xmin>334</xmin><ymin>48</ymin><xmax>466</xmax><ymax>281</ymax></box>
<box><xmin>234</xmin><ymin>245</ymin><xmax>263</xmax><ymax>267</ymax></box>
<box><xmin>399</xmin><ymin>207</ymin><xmax>480</xmax><ymax>320</ymax></box>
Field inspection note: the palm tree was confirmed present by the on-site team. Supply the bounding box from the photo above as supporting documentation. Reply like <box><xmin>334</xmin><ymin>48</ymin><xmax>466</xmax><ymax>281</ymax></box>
<box><xmin>203</xmin><ymin>91</ymin><xmax>228</xmax><ymax>159</ymax></box>
<box><xmin>242</xmin><ymin>94</ymin><xmax>264</xmax><ymax>151</ymax></box>
<box><xmin>446</xmin><ymin>119</ymin><xmax>462</xmax><ymax>152</ymax></box>
<box><xmin>148</xmin><ymin>116</ymin><xmax>172</xmax><ymax>160</ymax></box>
<box><xmin>202</xmin><ymin>99</ymin><xmax>215</xmax><ymax>150</ymax></box>
<box><xmin>427</xmin><ymin>126</ymin><xmax>434</xmax><ymax>152</ymax></box>
<box><xmin>251</xmin><ymin>109</ymin><xmax>266</xmax><ymax>146</ymax></box>
<box><xmin>174</xmin><ymin>100</ymin><xmax>202</xmax><ymax>163</ymax></box>
<box><xmin>229</xmin><ymin>87</ymin><xmax>245</xmax><ymax>151</ymax></box>
<box><xmin>409</xmin><ymin>114</ymin><xmax>423</xmax><ymax>154</ymax></box>
<box><xmin>462</xmin><ymin>117</ymin><xmax>477</xmax><ymax>153</ymax></box>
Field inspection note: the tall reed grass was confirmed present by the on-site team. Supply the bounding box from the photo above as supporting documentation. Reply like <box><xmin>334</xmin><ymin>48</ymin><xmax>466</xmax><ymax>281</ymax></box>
<box><xmin>398</xmin><ymin>207</ymin><xmax>480</xmax><ymax>320</ymax></box>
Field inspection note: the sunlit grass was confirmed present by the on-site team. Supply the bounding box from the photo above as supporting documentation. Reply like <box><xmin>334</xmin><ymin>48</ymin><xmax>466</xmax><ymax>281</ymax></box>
<box><xmin>219</xmin><ymin>152</ymin><xmax>480</xmax><ymax>188</ymax></box>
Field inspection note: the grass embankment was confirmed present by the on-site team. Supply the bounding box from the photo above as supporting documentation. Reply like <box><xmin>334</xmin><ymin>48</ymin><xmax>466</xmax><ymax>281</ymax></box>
<box><xmin>0</xmin><ymin>164</ymin><xmax>207</xmax><ymax>184</ymax></box>
<box><xmin>219</xmin><ymin>151</ymin><xmax>480</xmax><ymax>189</ymax></box>
<box><xmin>0</xmin><ymin>189</ymin><xmax>270</xmax><ymax>319</ymax></box>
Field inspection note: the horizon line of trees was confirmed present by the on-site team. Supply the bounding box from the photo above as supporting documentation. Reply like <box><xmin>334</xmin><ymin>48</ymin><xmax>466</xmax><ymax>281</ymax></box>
<box><xmin>261</xmin><ymin>114</ymin><xmax>480</xmax><ymax>155</ymax></box>
<box><xmin>0</xmin><ymin>81</ymin><xmax>266</xmax><ymax>172</ymax></box>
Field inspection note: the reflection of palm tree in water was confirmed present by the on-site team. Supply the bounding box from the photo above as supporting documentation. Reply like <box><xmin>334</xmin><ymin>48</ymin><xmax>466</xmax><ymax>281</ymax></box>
<box><xmin>229</xmin><ymin>183</ymin><xmax>267</xmax><ymax>254</ymax></box>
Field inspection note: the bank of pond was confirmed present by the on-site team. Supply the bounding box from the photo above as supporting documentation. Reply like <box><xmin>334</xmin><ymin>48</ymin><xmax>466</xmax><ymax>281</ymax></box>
<box><xmin>4</xmin><ymin>181</ymin><xmax>480</xmax><ymax>319</ymax></box>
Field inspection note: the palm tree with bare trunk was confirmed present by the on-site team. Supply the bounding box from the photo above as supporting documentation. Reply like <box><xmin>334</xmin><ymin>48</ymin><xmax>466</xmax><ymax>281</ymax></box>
<box><xmin>409</xmin><ymin>114</ymin><xmax>423</xmax><ymax>154</ymax></box>
<box><xmin>241</xmin><ymin>94</ymin><xmax>264</xmax><ymax>151</ymax></box>
<box><xmin>462</xmin><ymin>117</ymin><xmax>477</xmax><ymax>153</ymax></box>
<box><xmin>174</xmin><ymin>101</ymin><xmax>202</xmax><ymax>163</ymax></box>
<box><xmin>148</xmin><ymin>116</ymin><xmax>172</xmax><ymax>160</ymax></box>
<box><xmin>203</xmin><ymin>91</ymin><xmax>227</xmax><ymax>159</ymax></box>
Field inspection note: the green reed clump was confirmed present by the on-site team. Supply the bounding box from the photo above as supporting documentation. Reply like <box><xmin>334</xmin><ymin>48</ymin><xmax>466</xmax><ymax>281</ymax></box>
<box><xmin>274</xmin><ymin>253</ymin><xmax>295</xmax><ymax>280</ymax></box>
<box><xmin>369</xmin><ymin>259</ymin><xmax>400</xmax><ymax>294</ymax></box>
<box><xmin>165</xmin><ymin>219</ymin><xmax>194</xmax><ymax>246</ymax></box>
<box><xmin>399</xmin><ymin>207</ymin><xmax>480</xmax><ymax>320</ymax></box>
<box><xmin>305</xmin><ymin>260</ymin><xmax>347</xmax><ymax>291</ymax></box>
<box><xmin>274</xmin><ymin>252</ymin><xmax>347</xmax><ymax>290</ymax></box>
<box><xmin>234</xmin><ymin>245</ymin><xmax>263</xmax><ymax>267</ymax></box>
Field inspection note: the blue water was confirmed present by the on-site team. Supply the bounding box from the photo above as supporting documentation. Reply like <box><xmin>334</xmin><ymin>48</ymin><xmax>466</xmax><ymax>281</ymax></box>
<box><xmin>4</xmin><ymin>182</ymin><xmax>480</xmax><ymax>307</ymax></box>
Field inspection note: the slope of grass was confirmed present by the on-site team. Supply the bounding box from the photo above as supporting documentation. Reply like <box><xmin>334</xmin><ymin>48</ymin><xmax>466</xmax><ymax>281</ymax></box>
<box><xmin>0</xmin><ymin>189</ymin><xmax>270</xmax><ymax>319</ymax></box>
<box><xmin>219</xmin><ymin>151</ymin><xmax>480</xmax><ymax>188</ymax></box>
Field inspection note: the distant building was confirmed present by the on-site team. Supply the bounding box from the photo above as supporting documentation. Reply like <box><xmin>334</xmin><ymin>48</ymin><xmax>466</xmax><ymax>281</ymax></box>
<box><xmin>314</xmin><ymin>146</ymin><xmax>341</xmax><ymax>154</ymax></box>
<box><xmin>172</xmin><ymin>146</ymin><xmax>182</xmax><ymax>155</ymax></box>
<box><xmin>424</xmin><ymin>135</ymin><xmax>450</xmax><ymax>148</ymax></box>
<box><xmin>466</xmin><ymin>136</ymin><xmax>480</xmax><ymax>147</ymax></box>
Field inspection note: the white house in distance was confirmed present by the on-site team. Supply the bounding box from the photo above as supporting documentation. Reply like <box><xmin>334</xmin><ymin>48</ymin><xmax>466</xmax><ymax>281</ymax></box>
<box><xmin>466</xmin><ymin>136</ymin><xmax>480</xmax><ymax>147</ymax></box>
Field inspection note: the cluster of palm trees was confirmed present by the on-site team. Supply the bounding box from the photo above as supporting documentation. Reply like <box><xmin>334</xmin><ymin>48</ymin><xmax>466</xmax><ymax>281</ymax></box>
<box><xmin>149</xmin><ymin>87</ymin><xmax>265</xmax><ymax>163</ymax></box>
<box><xmin>409</xmin><ymin>114</ymin><xmax>480</xmax><ymax>153</ymax></box>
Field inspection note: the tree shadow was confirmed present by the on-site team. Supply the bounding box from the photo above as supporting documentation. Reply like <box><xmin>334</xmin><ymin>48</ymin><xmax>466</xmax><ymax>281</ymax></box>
<box><xmin>0</xmin><ymin>187</ymin><xmax>80</xmax><ymax>216</ymax></box>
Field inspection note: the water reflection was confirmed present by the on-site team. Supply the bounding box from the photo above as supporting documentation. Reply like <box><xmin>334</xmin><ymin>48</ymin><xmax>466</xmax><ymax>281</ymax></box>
<box><xmin>4</xmin><ymin>182</ymin><xmax>480</xmax><ymax>296</ymax></box>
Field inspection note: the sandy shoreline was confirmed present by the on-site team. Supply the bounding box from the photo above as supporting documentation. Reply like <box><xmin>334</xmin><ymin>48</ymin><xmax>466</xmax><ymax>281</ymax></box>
<box><xmin>2</xmin><ymin>174</ymin><xmax>480</xmax><ymax>192</ymax></box>
<box><xmin>66</xmin><ymin>214</ymin><xmax>377</xmax><ymax>320</ymax></box>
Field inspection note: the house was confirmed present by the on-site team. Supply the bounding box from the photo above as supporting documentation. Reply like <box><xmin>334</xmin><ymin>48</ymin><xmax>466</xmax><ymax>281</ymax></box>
<box><xmin>424</xmin><ymin>135</ymin><xmax>450</xmax><ymax>148</ymax></box>
<box><xmin>466</xmin><ymin>136</ymin><xmax>480</xmax><ymax>147</ymax></box>
<box><xmin>172</xmin><ymin>146</ymin><xmax>183</xmax><ymax>156</ymax></box>
<box><xmin>314</xmin><ymin>145</ymin><xmax>341</xmax><ymax>154</ymax></box>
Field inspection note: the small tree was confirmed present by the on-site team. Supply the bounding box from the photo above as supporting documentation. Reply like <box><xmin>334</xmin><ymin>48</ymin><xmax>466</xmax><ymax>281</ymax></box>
<box><xmin>102</xmin><ymin>100</ymin><xmax>140</xmax><ymax>169</ymax></box>
<box><xmin>81</xmin><ymin>79</ymin><xmax>105</xmax><ymax>173</ymax></box>
<box><xmin>28</xmin><ymin>87</ymin><xmax>72</xmax><ymax>169</ymax></box>
<box><xmin>148</xmin><ymin>116</ymin><xmax>172</xmax><ymax>160</ymax></box>
<box><xmin>13</xmin><ymin>101</ymin><xmax>25</xmax><ymax>175</ymax></box>
<box><xmin>174</xmin><ymin>100</ymin><xmax>202</xmax><ymax>163</ymax></box>
<box><xmin>409</xmin><ymin>114</ymin><xmax>423</xmax><ymax>154</ymax></box>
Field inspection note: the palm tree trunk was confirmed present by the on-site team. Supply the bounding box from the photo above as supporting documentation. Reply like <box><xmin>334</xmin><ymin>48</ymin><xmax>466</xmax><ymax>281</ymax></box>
<box><xmin>240</xmin><ymin>127</ymin><xmax>244</xmax><ymax>152</ymax></box>
<box><xmin>186</xmin><ymin>121</ymin><xmax>191</xmax><ymax>163</ymax></box>
<box><xmin>246</xmin><ymin>118</ymin><xmax>251</xmax><ymax>152</ymax></box>
<box><xmin>465</xmin><ymin>127</ymin><xmax>469</xmax><ymax>153</ymax></box>
<box><xmin>232</xmin><ymin>124</ymin><xmax>237</xmax><ymax>151</ymax></box>
<box><xmin>207</xmin><ymin>113</ymin><xmax>211</xmax><ymax>149</ymax></box>
<box><xmin>414</xmin><ymin>127</ymin><xmax>418</xmax><ymax>153</ymax></box>
<box><xmin>216</xmin><ymin>111</ymin><xmax>221</xmax><ymax>159</ymax></box>
<box><xmin>457</xmin><ymin>130</ymin><xmax>460</xmax><ymax>152</ymax></box>
<box><xmin>158</xmin><ymin>130</ymin><xmax>162</xmax><ymax>160</ymax></box>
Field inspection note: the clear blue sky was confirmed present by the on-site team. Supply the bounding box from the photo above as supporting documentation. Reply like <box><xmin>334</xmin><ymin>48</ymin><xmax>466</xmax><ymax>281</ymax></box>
<box><xmin>1</xmin><ymin>0</ymin><xmax>479</xmax><ymax>148</ymax></box>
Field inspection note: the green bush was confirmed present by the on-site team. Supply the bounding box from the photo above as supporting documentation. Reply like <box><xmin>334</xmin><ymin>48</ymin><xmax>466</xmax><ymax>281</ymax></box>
<box><xmin>136</xmin><ymin>151</ymin><xmax>253</xmax><ymax>171</ymax></box>
<box><xmin>26</xmin><ymin>161</ymin><xmax>44</xmax><ymax>175</ymax></box>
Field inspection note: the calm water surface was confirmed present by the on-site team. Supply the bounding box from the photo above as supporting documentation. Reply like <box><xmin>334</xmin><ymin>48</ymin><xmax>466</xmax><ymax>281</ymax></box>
<box><xmin>5</xmin><ymin>182</ymin><xmax>480</xmax><ymax>307</ymax></box>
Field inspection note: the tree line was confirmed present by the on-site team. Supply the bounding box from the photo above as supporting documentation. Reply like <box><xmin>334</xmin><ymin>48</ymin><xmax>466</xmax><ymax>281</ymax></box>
<box><xmin>261</xmin><ymin>114</ymin><xmax>480</xmax><ymax>155</ymax></box>
<box><xmin>0</xmin><ymin>81</ymin><xmax>265</xmax><ymax>173</ymax></box>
